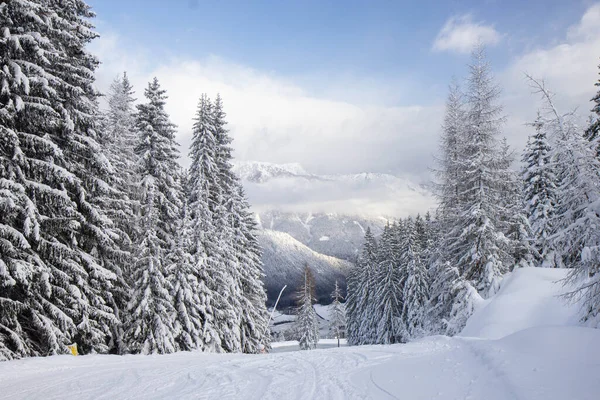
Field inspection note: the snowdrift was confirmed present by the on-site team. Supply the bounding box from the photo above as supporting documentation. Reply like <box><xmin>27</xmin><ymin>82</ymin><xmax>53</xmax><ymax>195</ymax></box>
<box><xmin>461</xmin><ymin>267</ymin><xmax>580</xmax><ymax>339</ymax></box>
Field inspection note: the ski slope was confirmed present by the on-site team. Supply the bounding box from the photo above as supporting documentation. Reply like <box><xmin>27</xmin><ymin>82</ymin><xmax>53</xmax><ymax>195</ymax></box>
<box><xmin>1</xmin><ymin>268</ymin><xmax>599</xmax><ymax>400</ymax></box>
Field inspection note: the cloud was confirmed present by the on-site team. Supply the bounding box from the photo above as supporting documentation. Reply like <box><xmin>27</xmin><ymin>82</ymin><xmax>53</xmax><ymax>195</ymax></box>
<box><xmin>500</xmin><ymin>2</ymin><xmax>600</xmax><ymax>148</ymax></box>
<box><xmin>90</xmin><ymin>36</ymin><xmax>442</xmax><ymax>181</ymax></box>
<box><xmin>88</xmin><ymin>3</ymin><xmax>600</xmax><ymax>216</ymax></box>
<box><xmin>433</xmin><ymin>14</ymin><xmax>501</xmax><ymax>54</ymax></box>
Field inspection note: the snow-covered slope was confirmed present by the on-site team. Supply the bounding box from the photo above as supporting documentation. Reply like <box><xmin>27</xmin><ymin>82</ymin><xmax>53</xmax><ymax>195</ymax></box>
<box><xmin>461</xmin><ymin>268</ymin><xmax>579</xmax><ymax>339</ymax></box>
<box><xmin>2</xmin><ymin>268</ymin><xmax>598</xmax><ymax>400</ymax></box>
<box><xmin>256</xmin><ymin>210</ymin><xmax>386</xmax><ymax>260</ymax></box>
<box><xmin>258</xmin><ymin>229</ymin><xmax>352</xmax><ymax>306</ymax></box>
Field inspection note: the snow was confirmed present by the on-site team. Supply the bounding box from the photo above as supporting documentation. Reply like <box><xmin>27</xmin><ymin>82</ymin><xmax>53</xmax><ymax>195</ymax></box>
<box><xmin>1</xmin><ymin>268</ymin><xmax>599</xmax><ymax>399</ymax></box>
<box><xmin>319</xmin><ymin>235</ymin><xmax>330</xmax><ymax>241</ymax></box>
<box><xmin>461</xmin><ymin>267</ymin><xmax>578</xmax><ymax>339</ymax></box>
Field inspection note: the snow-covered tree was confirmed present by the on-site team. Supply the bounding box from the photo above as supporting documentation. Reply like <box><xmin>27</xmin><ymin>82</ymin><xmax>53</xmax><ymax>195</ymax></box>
<box><xmin>1</xmin><ymin>0</ymin><xmax>124</xmax><ymax>358</ymax></box>
<box><xmin>101</xmin><ymin>72</ymin><xmax>139</xmax><ymax>249</ymax></box>
<box><xmin>446</xmin><ymin>46</ymin><xmax>511</xmax><ymax>298</ymax></box>
<box><xmin>402</xmin><ymin>219</ymin><xmax>429</xmax><ymax>340</ymax></box>
<box><xmin>584</xmin><ymin>62</ymin><xmax>600</xmax><ymax>155</ymax></box>
<box><xmin>295</xmin><ymin>266</ymin><xmax>319</xmax><ymax>350</ymax></box>
<box><xmin>521</xmin><ymin>113</ymin><xmax>558</xmax><ymax>267</ymax></box>
<box><xmin>528</xmin><ymin>76</ymin><xmax>600</xmax><ymax>327</ymax></box>
<box><xmin>371</xmin><ymin>224</ymin><xmax>404</xmax><ymax>344</ymax></box>
<box><xmin>124</xmin><ymin>78</ymin><xmax>182</xmax><ymax>354</ymax></box>
<box><xmin>187</xmin><ymin>94</ymin><xmax>241</xmax><ymax>353</ymax></box>
<box><xmin>211</xmin><ymin>95</ymin><xmax>270</xmax><ymax>353</ymax></box>
<box><xmin>329</xmin><ymin>280</ymin><xmax>346</xmax><ymax>347</ymax></box>
<box><xmin>346</xmin><ymin>228</ymin><xmax>378</xmax><ymax>345</ymax></box>
<box><xmin>499</xmin><ymin>138</ymin><xmax>534</xmax><ymax>269</ymax></box>
<box><xmin>434</xmin><ymin>79</ymin><xmax>466</xmax><ymax>226</ymax></box>
<box><xmin>170</xmin><ymin>194</ymin><xmax>220</xmax><ymax>352</ymax></box>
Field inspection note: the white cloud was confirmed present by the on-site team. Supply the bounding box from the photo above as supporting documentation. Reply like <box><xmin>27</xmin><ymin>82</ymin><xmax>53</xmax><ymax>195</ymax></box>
<box><xmin>433</xmin><ymin>14</ymin><xmax>501</xmax><ymax>54</ymax></box>
<box><xmin>88</xmin><ymin>3</ymin><xmax>600</xmax><ymax>216</ymax></box>
<box><xmin>90</xmin><ymin>36</ymin><xmax>442</xmax><ymax>181</ymax></box>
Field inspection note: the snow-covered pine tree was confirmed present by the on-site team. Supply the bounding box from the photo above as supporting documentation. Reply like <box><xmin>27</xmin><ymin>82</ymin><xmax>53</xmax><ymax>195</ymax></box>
<box><xmin>434</xmin><ymin>80</ymin><xmax>466</xmax><ymax>226</ymax></box>
<box><xmin>370</xmin><ymin>224</ymin><xmax>404</xmax><ymax>344</ymax></box>
<box><xmin>328</xmin><ymin>280</ymin><xmax>346</xmax><ymax>347</ymax></box>
<box><xmin>446</xmin><ymin>46</ymin><xmax>511</xmax><ymax>298</ymax></box>
<box><xmin>295</xmin><ymin>266</ymin><xmax>319</xmax><ymax>350</ymax></box>
<box><xmin>211</xmin><ymin>95</ymin><xmax>270</xmax><ymax>353</ymax></box>
<box><xmin>402</xmin><ymin>218</ymin><xmax>429</xmax><ymax>340</ymax></box>
<box><xmin>170</xmin><ymin>191</ymin><xmax>221</xmax><ymax>352</ymax></box>
<box><xmin>427</xmin><ymin>81</ymin><xmax>471</xmax><ymax>334</ymax></box>
<box><xmin>101</xmin><ymin>72</ymin><xmax>139</xmax><ymax>250</ymax></box>
<box><xmin>521</xmin><ymin>113</ymin><xmax>559</xmax><ymax>267</ymax></box>
<box><xmin>187</xmin><ymin>94</ymin><xmax>241</xmax><ymax>353</ymax></box>
<box><xmin>584</xmin><ymin>62</ymin><xmax>600</xmax><ymax>155</ymax></box>
<box><xmin>498</xmin><ymin>138</ymin><xmax>534</xmax><ymax>269</ymax></box>
<box><xmin>1</xmin><ymin>0</ymin><xmax>126</xmax><ymax>358</ymax></box>
<box><xmin>346</xmin><ymin>227</ymin><xmax>378</xmax><ymax>345</ymax></box>
<box><xmin>124</xmin><ymin>78</ymin><xmax>182</xmax><ymax>354</ymax></box>
<box><xmin>527</xmin><ymin>76</ymin><xmax>600</xmax><ymax>327</ymax></box>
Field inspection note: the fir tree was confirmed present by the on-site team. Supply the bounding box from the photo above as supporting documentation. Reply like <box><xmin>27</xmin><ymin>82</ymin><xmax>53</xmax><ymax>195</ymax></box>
<box><xmin>1</xmin><ymin>0</ymin><xmax>123</xmax><ymax>358</ymax></box>
<box><xmin>371</xmin><ymin>224</ymin><xmax>404</xmax><ymax>344</ymax></box>
<box><xmin>124</xmin><ymin>78</ymin><xmax>182</xmax><ymax>354</ymax></box>
<box><xmin>584</xmin><ymin>62</ymin><xmax>600</xmax><ymax>155</ymax></box>
<box><xmin>353</xmin><ymin>227</ymin><xmax>379</xmax><ymax>345</ymax></box>
<box><xmin>329</xmin><ymin>280</ymin><xmax>346</xmax><ymax>347</ymax></box>
<box><xmin>295</xmin><ymin>266</ymin><xmax>319</xmax><ymax>350</ymax></box>
<box><xmin>521</xmin><ymin>113</ymin><xmax>558</xmax><ymax>267</ymax></box>
<box><xmin>402</xmin><ymin>218</ymin><xmax>429</xmax><ymax>340</ymax></box>
<box><xmin>528</xmin><ymin>77</ymin><xmax>600</xmax><ymax>327</ymax></box>
<box><xmin>211</xmin><ymin>95</ymin><xmax>270</xmax><ymax>353</ymax></box>
<box><xmin>170</xmin><ymin>195</ymin><xmax>220</xmax><ymax>352</ymax></box>
<box><xmin>187</xmin><ymin>94</ymin><xmax>241</xmax><ymax>353</ymax></box>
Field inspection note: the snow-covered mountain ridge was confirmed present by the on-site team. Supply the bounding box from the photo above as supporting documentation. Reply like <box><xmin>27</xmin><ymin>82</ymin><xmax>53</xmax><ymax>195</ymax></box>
<box><xmin>234</xmin><ymin>161</ymin><xmax>436</xmax><ymax>303</ymax></box>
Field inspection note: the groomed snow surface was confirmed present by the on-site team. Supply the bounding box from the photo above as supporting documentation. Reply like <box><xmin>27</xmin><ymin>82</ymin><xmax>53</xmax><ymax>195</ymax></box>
<box><xmin>1</xmin><ymin>268</ymin><xmax>599</xmax><ymax>399</ymax></box>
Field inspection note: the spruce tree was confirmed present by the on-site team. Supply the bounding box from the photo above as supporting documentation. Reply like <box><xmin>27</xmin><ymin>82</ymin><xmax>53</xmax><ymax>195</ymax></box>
<box><xmin>402</xmin><ymin>218</ymin><xmax>429</xmax><ymax>340</ymax></box>
<box><xmin>329</xmin><ymin>280</ymin><xmax>346</xmax><ymax>347</ymax></box>
<box><xmin>356</xmin><ymin>227</ymin><xmax>379</xmax><ymax>344</ymax></box>
<box><xmin>101</xmin><ymin>72</ymin><xmax>139</xmax><ymax>250</ymax></box>
<box><xmin>124</xmin><ymin>78</ymin><xmax>182</xmax><ymax>354</ymax></box>
<box><xmin>499</xmin><ymin>138</ymin><xmax>534</xmax><ymax>269</ymax></box>
<box><xmin>584</xmin><ymin>62</ymin><xmax>600</xmax><ymax>155</ymax></box>
<box><xmin>187</xmin><ymin>94</ymin><xmax>241</xmax><ymax>353</ymax></box>
<box><xmin>295</xmin><ymin>266</ymin><xmax>319</xmax><ymax>350</ymax></box>
<box><xmin>521</xmin><ymin>113</ymin><xmax>558</xmax><ymax>267</ymax></box>
<box><xmin>528</xmin><ymin>77</ymin><xmax>600</xmax><ymax>327</ymax></box>
<box><xmin>212</xmin><ymin>95</ymin><xmax>270</xmax><ymax>353</ymax></box>
<box><xmin>371</xmin><ymin>224</ymin><xmax>404</xmax><ymax>344</ymax></box>
<box><xmin>1</xmin><ymin>0</ymin><xmax>124</xmax><ymax>358</ymax></box>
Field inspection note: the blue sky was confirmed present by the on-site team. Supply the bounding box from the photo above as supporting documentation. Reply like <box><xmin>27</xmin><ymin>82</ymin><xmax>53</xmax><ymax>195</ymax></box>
<box><xmin>88</xmin><ymin>0</ymin><xmax>600</xmax><ymax>192</ymax></box>
<box><xmin>89</xmin><ymin>0</ymin><xmax>588</xmax><ymax>105</ymax></box>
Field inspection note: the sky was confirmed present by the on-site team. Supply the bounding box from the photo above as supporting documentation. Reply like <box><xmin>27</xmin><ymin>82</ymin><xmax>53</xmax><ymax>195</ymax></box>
<box><xmin>88</xmin><ymin>0</ymin><xmax>600</xmax><ymax>185</ymax></box>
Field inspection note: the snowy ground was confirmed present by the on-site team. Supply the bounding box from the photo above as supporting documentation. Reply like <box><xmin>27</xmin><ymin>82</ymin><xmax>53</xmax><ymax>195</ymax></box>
<box><xmin>1</xmin><ymin>268</ymin><xmax>599</xmax><ymax>400</ymax></box>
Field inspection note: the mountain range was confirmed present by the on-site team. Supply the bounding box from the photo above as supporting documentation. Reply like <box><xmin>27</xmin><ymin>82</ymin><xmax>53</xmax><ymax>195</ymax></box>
<box><xmin>233</xmin><ymin>161</ymin><xmax>436</xmax><ymax>305</ymax></box>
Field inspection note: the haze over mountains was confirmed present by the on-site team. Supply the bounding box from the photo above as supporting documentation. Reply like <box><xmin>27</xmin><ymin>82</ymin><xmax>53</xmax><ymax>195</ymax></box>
<box><xmin>233</xmin><ymin>161</ymin><xmax>436</xmax><ymax>304</ymax></box>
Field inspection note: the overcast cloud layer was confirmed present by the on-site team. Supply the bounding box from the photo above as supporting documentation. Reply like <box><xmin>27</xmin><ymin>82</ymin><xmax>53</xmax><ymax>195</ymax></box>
<box><xmin>90</xmin><ymin>4</ymin><xmax>600</xmax><ymax>214</ymax></box>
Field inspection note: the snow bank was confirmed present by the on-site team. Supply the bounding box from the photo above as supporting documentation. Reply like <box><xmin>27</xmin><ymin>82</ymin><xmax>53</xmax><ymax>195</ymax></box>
<box><xmin>461</xmin><ymin>267</ymin><xmax>579</xmax><ymax>339</ymax></box>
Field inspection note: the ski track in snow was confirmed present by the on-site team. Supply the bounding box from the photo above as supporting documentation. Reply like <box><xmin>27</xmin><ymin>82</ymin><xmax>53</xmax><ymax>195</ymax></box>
<box><xmin>1</xmin><ymin>268</ymin><xmax>600</xmax><ymax>400</ymax></box>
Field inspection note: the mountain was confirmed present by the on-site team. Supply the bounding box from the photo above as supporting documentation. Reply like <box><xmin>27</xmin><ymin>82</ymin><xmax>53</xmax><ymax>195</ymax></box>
<box><xmin>234</xmin><ymin>161</ymin><xmax>436</xmax><ymax>304</ymax></box>
<box><xmin>256</xmin><ymin>210</ymin><xmax>386</xmax><ymax>261</ymax></box>
<box><xmin>258</xmin><ymin>229</ymin><xmax>352</xmax><ymax>307</ymax></box>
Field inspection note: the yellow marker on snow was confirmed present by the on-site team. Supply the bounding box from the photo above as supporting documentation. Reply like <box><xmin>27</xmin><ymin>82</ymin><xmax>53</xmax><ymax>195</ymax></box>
<box><xmin>68</xmin><ymin>343</ymin><xmax>78</xmax><ymax>356</ymax></box>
